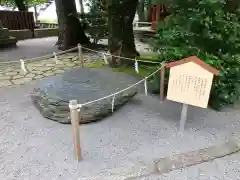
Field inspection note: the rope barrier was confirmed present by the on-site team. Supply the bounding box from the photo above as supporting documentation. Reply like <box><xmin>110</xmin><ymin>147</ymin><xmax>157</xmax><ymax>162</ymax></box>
<box><xmin>77</xmin><ymin>63</ymin><xmax>165</xmax><ymax>108</ymax></box>
<box><xmin>23</xmin><ymin>54</ymin><xmax>54</xmax><ymax>62</ymax></box>
<box><xmin>0</xmin><ymin>46</ymin><xmax>77</xmax><ymax>65</ymax></box>
<box><xmin>0</xmin><ymin>44</ymin><xmax>159</xmax><ymax>66</ymax></box>
<box><xmin>0</xmin><ymin>43</ymin><xmax>163</xmax><ymax>101</ymax></box>
<box><xmin>55</xmin><ymin>46</ymin><xmax>78</xmax><ymax>56</ymax></box>
<box><xmin>81</xmin><ymin>46</ymin><xmax>160</xmax><ymax>64</ymax></box>
<box><xmin>0</xmin><ymin>60</ymin><xmax>19</xmax><ymax>64</ymax></box>
<box><xmin>0</xmin><ymin>40</ymin><xmax>164</xmax><ymax>114</ymax></box>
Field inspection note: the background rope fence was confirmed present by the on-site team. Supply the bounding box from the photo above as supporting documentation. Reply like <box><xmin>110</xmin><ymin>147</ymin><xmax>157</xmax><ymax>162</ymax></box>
<box><xmin>0</xmin><ymin>43</ymin><xmax>165</xmax><ymax>162</ymax></box>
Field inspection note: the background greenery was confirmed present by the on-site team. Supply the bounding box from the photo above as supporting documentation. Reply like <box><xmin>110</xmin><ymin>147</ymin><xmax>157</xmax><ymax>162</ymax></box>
<box><xmin>150</xmin><ymin>0</ymin><xmax>240</xmax><ymax>110</ymax></box>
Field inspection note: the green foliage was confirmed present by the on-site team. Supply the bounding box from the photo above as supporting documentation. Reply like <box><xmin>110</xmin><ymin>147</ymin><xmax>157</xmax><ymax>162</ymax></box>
<box><xmin>152</xmin><ymin>0</ymin><xmax>240</xmax><ymax>110</ymax></box>
<box><xmin>0</xmin><ymin>0</ymin><xmax>48</xmax><ymax>8</ymax></box>
<box><xmin>78</xmin><ymin>0</ymin><xmax>108</xmax><ymax>44</ymax></box>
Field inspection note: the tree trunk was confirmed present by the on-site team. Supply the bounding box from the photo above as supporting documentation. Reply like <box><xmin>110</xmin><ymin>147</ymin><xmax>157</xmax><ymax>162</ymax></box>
<box><xmin>107</xmin><ymin>0</ymin><xmax>138</xmax><ymax>67</ymax></box>
<box><xmin>107</xmin><ymin>0</ymin><xmax>122</xmax><ymax>67</ymax></box>
<box><xmin>79</xmin><ymin>0</ymin><xmax>84</xmax><ymax>13</ymax></box>
<box><xmin>33</xmin><ymin>5</ymin><xmax>38</xmax><ymax>21</ymax></box>
<box><xmin>14</xmin><ymin>0</ymin><xmax>28</xmax><ymax>11</ymax></box>
<box><xmin>225</xmin><ymin>0</ymin><xmax>240</xmax><ymax>14</ymax></box>
<box><xmin>137</xmin><ymin>0</ymin><xmax>145</xmax><ymax>22</ymax></box>
<box><xmin>55</xmin><ymin>0</ymin><xmax>90</xmax><ymax>50</ymax></box>
<box><xmin>146</xmin><ymin>0</ymin><xmax>152</xmax><ymax>22</ymax></box>
<box><xmin>55</xmin><ymin>0</ymin><xmax>65</xmax><ymax>46</ymax></box>
<box><xmin>120</xmin><ymin>0</ymin><xmax>139</xmax><ymax>66</ymax></box>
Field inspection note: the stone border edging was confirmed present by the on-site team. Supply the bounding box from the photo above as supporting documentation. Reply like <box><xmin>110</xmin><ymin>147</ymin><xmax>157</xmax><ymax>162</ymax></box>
<box><xmin>124</xmin><ymin>140</ymin><xmax>240</xmax><ymax>180</ymax></box>
<box><xmin>81</xmin><ymin>140</ymin><xmax>240</xmax><ymax>180</ymax></box>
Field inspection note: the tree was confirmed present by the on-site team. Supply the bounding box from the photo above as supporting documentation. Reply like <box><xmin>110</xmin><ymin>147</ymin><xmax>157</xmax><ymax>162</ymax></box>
<box><xmin>55</xmin><ymin>0</ymin><xmax>90</xmax><ymax>50</ymax></box>
<box><xmin>0</xmin><ymin>0</ymin><xmax>48</xmax><ymax>11</ymax></box>
<box><xmin>146</xmin><ymin>0</ymin><xmax>152</xmax><ymax>21</ymax></box>
<box><xmin>78</xmin><ymin>0</ymin><xmax>84</xmax><ymax>13</ymax></box>
<box><xmin>107</xmin><ymin>0</ymin><xmax>139</xmax><ymax>67</ymax></box>
<box><xmin>152</xmin><ymin>0</ymin><xmax>240</xmax><ymax>109</ymax></box>
<box><xmin>0</xmin><ymin>0</ymin><xmax>27</xmax><ymax>10</ymax></box>
<box><xmin>137</xmin><ymin>0</ymin><xmax>145</xmax><ymax>22</ymax></box>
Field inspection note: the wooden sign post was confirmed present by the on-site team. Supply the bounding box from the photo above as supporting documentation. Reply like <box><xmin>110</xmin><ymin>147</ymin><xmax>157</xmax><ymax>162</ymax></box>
<box><xmin>69</xmin><ymin>100</ymin><xmax>81</xmax><ymax>161</ymax></box>
<box><xmin>164</xmin><ymin>56</ymin><xmax>219</xmax><ymax>133</ymax></box>
<box><xmin>78</xmin><ymin>44</ymin><xmax>84</xmax><ymax>68</ymax></box>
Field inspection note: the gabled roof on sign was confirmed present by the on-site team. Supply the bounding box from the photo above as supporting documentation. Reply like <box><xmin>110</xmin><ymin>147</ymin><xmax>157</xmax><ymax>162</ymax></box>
<box><xmin>166</xmin><ymin>56</ymin><xmax>220</xmax><ymax>75</ymax></box>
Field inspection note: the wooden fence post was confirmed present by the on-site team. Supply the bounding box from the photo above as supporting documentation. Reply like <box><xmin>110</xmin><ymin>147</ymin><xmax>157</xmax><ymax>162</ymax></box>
<box><xmin>78</xmin><ymin>44</ymin><xmax>84</xmax><ymax>68</ymax></box>
<box><xmin>69</xmin><ymin>100</ymin><xmax>81</xmax><ymax>161</ymax></box>
<box><xmin>160</xmin><ymin>66</ymin><xmax>165</xmax><ymax>101</ymax></box>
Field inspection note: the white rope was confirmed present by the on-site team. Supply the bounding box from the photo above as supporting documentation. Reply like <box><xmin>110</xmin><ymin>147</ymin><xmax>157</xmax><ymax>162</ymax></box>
<box><xmin>55</xmin><ymin>47</ymin><xmax>78</xmax><ymax>56</ymax></box>
<box><xmin>20</xmin><ymin>59</ymin><xmax>27</xmax><ymax>72</ymax></box>
<box><xmin>0</xmin><ymin>47</ymin><xmax>78</xmax><ymax>64</ymax></box>
<box><xmin>78</xmin><ymin>63</ymin><xmax>165</xmax><ymax>107</ymax></box>
<box><xmin>81</xmin><ymin>46</ymin><xmax>160</xmax><ymax>64</ymax></box>
<box><xmin>0</xmin><ymin>60</ymin><xmax>19</xmax><ymax>64</ymax></box>
<box><xmin>23</xmin><ymin>54</ymin><xmax>54</xmax><ymax>62</ymax></box>
<box><xmin>0</xmin><ymin>44</ymin><xmax>159</xmax><ymax>65</ymax></box>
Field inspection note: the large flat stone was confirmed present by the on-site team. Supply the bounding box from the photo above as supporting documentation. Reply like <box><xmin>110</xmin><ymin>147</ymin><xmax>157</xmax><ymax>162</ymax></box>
<box><xmin>0</xmin><ymin>36</ymin><xmax>17</xmax><ymax>48</ymax></box>
<box><xmin>0</xmin><ymin>28</ymin><xmax>10</xmax><ymax>39</ymax></box>
<box><xmin>31</xmin><ymin>68</ymin><xmax>139</xmax><ymax>124</ymax></box>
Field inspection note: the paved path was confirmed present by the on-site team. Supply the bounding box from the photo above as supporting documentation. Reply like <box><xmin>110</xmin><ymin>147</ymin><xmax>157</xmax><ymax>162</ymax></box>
<box><xmin>0</xmin><ymin>52</ymin><xmax>102</xmax><ymax>87</ymax></box>
<box><xmin>0</xmin><ymin>37</ymin><xmax>58</xmax><ymax>62</ymax></box>
<box><xmin>0</xmin><ymin>37</ymin><xmax>154</xmax><ymax>88</ymax></box>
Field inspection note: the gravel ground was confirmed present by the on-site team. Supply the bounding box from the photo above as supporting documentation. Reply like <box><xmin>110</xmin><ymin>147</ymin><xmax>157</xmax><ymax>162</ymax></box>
<box><xmin>0</xmin><ymin>79</ymin><xmax>240</xmax><ymax>180</ymax></box>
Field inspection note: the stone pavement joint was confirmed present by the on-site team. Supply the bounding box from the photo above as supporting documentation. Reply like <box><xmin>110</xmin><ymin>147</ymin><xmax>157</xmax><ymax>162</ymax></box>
<box><xmin>125</xmin><ymin>140</ymin><xmax>240</xmax><ymax>180</ymax></box>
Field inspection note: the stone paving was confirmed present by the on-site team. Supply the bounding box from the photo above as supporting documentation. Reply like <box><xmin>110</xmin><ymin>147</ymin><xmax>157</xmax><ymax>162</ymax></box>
<box><xmin>0</xmin><ymin>37</ymin><xmax>153</xmax><ymax>88</ymax></box>
<box><xmin>0</xmin><ymin>52</ymin><xmax>102</xmax><ymax>88</ymax></box>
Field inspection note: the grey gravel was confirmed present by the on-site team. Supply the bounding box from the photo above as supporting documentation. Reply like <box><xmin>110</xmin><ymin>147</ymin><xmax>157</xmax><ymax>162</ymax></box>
<box><xmin>0</xmin><ymin>79</ymin><xmax>240</xmax><ymax>180</ymax></box>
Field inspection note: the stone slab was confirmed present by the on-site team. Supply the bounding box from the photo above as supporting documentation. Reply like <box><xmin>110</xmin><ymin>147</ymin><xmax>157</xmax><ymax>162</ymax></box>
<box><xmin>31</xmin><ymin>68</ymin><xmax>139</xmax><ymax>124</ymax></box>
<box><xmin>0</xmin><ymin>28</ymin><xmax>10</xmax><ymax>39</ymax></box>
<box><xmin>155</xmin><ymin>140</ymin><xmax>240</xmax><ymax>175</ymax></box>
<box><xmin>0</xmin><ymin>36</ymin><xmax>17</xmax><ymax>47</ymax></box>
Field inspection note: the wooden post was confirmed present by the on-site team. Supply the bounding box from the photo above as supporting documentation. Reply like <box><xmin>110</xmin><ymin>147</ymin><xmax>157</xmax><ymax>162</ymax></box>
<box><xmin>69</xmin><ymin>100</ymin><xmax>81</xmax><ymax>161</ymax></box>
<box><xmin>160</xmin><ymin>66</ymin><xmax>165</xmax><ymax>101</ymax></box>
<box><xmin>53</xmin><ymin>52</ymin><xmax>59</xmax><ymax>64</ymax></box>
<box><xmin>78</xmin><ymin>44</ymin><xmax>84</xmax><ymax>68</ymax></box>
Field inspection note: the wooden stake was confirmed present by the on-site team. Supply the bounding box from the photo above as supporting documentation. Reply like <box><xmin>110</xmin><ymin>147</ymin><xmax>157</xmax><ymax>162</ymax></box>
<box><xmin>69</xmin><ymin>100</ymin><xmax>81</xmax><ymax>161</ymax></box>
<box><xmin>160</xmin><ymin>66</ymin><xmax>165</xmax><ymax>101</ymax></box>
<box><xmin>78</xmin><ymin>44</ymin><xmax>84</xmax><ymax>68</ymax></box>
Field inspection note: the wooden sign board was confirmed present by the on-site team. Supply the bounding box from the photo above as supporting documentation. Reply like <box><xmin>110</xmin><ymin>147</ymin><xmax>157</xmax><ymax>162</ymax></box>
<box><xmin>166</xmin><ymin>56</ymin><xmax>219</xmax><ymax>108</ymax></box>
